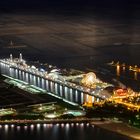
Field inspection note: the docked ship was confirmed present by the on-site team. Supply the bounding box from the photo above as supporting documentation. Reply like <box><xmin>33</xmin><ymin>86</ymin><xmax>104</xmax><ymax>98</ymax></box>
<box><xmin>0</xmin><ymin>54</ymin><xmax>113</xmax><ymax>106</ymax></box>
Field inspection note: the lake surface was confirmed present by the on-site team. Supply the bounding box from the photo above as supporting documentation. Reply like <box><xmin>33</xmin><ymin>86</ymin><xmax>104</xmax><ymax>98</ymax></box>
<box><xmin>0</xmin><ymin>7</ymin><xmax>139</xmax><ymax>70</ymax></box>
<box><xmin>0</xmin><ymin>123</ymin><xmax>131</xmax><ymax>140</ymax></box>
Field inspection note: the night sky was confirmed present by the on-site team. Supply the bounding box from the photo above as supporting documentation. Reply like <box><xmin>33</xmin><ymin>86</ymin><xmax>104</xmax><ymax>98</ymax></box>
<box><xmin>0</xmin><ymin>0</ymin><xmax>139</xmax><ymax>10</ymax></box>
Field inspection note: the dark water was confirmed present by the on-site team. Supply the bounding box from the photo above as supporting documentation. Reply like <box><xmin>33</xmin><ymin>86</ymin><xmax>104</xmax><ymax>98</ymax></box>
<box><xmin>0</xmin><ymin>123</ymin><xmax>130</xmax><ymax>140</ymax></box>
<box><xmin>0</xmin><ymin>5</ymin><xmax>140</xmax><ymax>70</ymax></box>
<box><xmin>101</xmin><ymin>65</ymin><xmax>140</xmax><ymax>91</ymax></box>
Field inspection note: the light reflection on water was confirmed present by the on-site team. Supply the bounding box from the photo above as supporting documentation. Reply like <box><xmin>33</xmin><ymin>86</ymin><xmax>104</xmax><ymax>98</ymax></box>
<box><xmin>134</xmin><ymin>72</ymin><xmax>138</xmax><ymax>80</ymax></box>
<box><xmin>105</xmin><ymin>64</ymin><xmax>140</xmax><ymax>90</ymax></box>
<box><xmin>0</xmin><ymin>123</ymin><xmax>130</xmax><ymax>140</ymax></box>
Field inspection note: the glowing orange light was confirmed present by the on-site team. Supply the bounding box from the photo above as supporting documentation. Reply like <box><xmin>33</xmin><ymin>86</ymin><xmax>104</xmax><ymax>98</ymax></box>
<box><xmin>116</xmin><ymin>65</ymin><xmax>120</xmax><ymax>76</ymax></box>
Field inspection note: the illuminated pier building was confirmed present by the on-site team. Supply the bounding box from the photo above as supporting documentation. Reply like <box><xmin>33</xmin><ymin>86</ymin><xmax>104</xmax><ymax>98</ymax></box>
<box><xmin>0</xmin><ymin>54</ymin><xmax>112</xmax><ymax>106</ymax></box>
